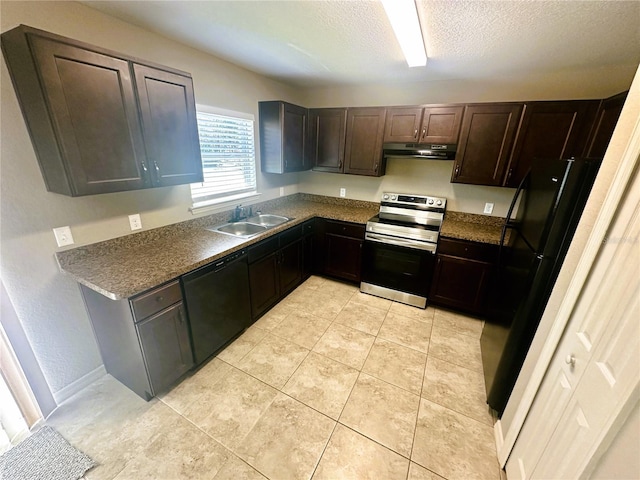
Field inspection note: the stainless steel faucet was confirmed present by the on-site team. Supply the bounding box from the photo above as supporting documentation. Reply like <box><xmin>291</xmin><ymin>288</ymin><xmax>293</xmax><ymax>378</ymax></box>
<box><xmin>233</xmin><ymin>204</ymin><xmax>245</xmax><ymax>222</ymax></box>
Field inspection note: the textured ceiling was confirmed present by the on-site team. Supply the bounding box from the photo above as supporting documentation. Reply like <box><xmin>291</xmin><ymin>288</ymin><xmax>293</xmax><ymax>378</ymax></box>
<box><xmin>82</xmin><ymin>0</ymin><xmax>640</xmax><ymax>88</ymax></box>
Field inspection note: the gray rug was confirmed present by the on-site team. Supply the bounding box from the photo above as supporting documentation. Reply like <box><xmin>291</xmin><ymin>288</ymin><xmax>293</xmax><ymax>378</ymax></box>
<box><xmin>0</xmin><ymin>426</ymin><xmax>95</xmax><ymax>480</ymax></box>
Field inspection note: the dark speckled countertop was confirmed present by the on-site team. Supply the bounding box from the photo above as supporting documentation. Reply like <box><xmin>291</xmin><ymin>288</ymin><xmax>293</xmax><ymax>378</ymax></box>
<box><xmin>441</xmin><ymin>211</ymin><xmax>507</xmax><ymax>245</ymax></box>
<box><xmin>56</xmin><ymin>193</ymin><xmax>506</xmax><ymax>300</ymax></box>
<box><xmin>56</xmin><ymin>194</ymin><xmax>378</xmax><ymax>300</ymax></box>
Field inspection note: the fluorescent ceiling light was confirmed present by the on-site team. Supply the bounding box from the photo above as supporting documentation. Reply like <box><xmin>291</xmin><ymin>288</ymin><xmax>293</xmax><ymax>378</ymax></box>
<box><xmin>381</xmin><ymin>0</ymin><xmax>427</xmax><ymax>67</ymax></box>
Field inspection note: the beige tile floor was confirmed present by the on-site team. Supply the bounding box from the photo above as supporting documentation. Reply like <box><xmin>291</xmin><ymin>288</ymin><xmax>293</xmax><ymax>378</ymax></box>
<box><xmin>47</xmin><ymin>275</ymin><xmax>503</xmax><ymax>480</ymax></box>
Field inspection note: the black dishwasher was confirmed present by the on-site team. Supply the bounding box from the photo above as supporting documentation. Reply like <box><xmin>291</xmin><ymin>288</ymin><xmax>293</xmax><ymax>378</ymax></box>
<box><xmin>181</xmin><ymin>249</ymin><xmax>251</xmax><ymax>365</ymax></box>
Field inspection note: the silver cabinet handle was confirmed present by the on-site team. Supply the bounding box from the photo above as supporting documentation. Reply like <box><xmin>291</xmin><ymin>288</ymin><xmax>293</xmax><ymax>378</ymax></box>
<box><xmin>141</xmin><ymin>162</ymin><xmax>149</xmax><ymax>183</ymax></box>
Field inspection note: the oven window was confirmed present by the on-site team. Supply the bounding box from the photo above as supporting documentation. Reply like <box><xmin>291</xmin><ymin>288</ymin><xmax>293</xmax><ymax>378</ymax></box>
<box><xmin>362</xmin><ymin>241</ymin><xmax>435</xmax><ymax>297</ymax></box>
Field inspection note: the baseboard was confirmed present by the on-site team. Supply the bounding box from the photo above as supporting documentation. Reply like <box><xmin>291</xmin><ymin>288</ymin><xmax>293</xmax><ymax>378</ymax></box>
<box><xmin>494</xmin><ymin>419</ymin><xmax>507</xmax><ymax>467</ymax></box>
<box><xmin>51</xmin><ymin>365</ymin><xmax>106</xmax><ymax>407</ymax></box>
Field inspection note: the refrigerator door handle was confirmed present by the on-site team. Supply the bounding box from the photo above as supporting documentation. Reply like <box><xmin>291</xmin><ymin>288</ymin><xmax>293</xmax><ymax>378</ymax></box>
<box><xmin>499</xmin><ymin>170</ymin><xmax>532</xmax><ymax>264</ymax></box>
<box><xmin>503</xmin><ymin>170</ymin><xmax>531</xmax><ymax>231</ymax></box>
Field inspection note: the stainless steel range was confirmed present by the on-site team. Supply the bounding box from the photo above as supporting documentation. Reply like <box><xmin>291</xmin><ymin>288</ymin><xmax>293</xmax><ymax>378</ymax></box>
<box><xmin>360</xmin><ymin>192</ymin><xmax>446</xmax><ymax>308</ymax></box>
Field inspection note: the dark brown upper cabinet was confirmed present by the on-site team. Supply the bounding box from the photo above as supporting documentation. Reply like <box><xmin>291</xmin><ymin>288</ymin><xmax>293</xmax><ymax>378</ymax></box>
<box><xmin>582</xmin><ymin>91</ymin><xmax>627</xmax><ymax>159</ymax></box>
<box><xmin>259</xmin><ymin>101</ymin><xmax>309</xmax><ymax>174</ymax></box>
<box><xmin>384</xmin><ymin>105</ymin><xmax>463</xmax><ymax>144</ymax></box>
<box><xmin>308</xmin><ymin>108</ymin><xmax>347</xmax><ymax>173</ymax></box>
<box><xmin>133</xmin><ymin>65</ymin><xmax>203</xmax><ymax>187</ymax></box>
<box><xmin>1</xmin><ymin>25</ymin><xmax>203</xmax><ymax>196</ymax></box>
<box><xmin>504</xmin><ymin>100</ymin><xmax>599</xmax><ymax>188</ymax></box>
<box><xmin>452</xmin><ymin>103</ymin><xmax>524</xmax><ymax>186</ymax></box>
<box><xmin>383</xmin><ymin>106</ymin><xmax>423</xmax><ymax>143</ymax></box>
<box><xmin>344</xmin><ymin>107</ymin><xmax>386</xmax><ymax>177</ymax></box>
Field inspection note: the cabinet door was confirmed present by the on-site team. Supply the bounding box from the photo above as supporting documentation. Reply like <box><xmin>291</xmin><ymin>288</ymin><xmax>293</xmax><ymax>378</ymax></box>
<box><xmin>309</xmin><ymin>108</ymin><xmax>347</xmax><ymax>172</ymax></box>
<box><xmin>420</xmin><ymin>105</ymin><xmax>464</xmax><ymax>144</ymax></box>
<box><xmin>249</xmin><ymin>253</ymin><xmax>280</xmax><ymax>319</ymax></box>
<box><xmin>302</xmin><ymin>221</ymin><xmax>316</xmax><ymax>279</ymax></box>
<box><xmin>583</xmin><ymin>92</ymin><xmax>627</xmax><ymax>158</ymax></box>
<box><xmin>282</xmin><ymin>103</ymin><xmax>307</xmax><ymax>172</ymax></box>
<box><xmin>383</xmin><ymin>107</ymin><xmax>423</xmax><ymax>143</ymax></box>
<box><xmin>429</xmin><ymin>255</ymin><xmax>493</xmax><ymax>315</ymax></box>
<box><xmin>133</xmin><ymin>64</ymin><xmax>203</xmax><ymax>187</ymax></box>
<box><xmin>137</xmin><ymin>303</ymin><xmax>193</xmax><ymax>395</ymax></box>
<box><xmin>504</xmin><ymin>101</ymin><xmax>598</xmax><ymax>187</ymax></box>
<box><xmin>344</xmin><ymin>107</ymin><xmax>386</xmax><ymax>176</ymax></box>
<box><xmin>320</xmin><ymin>220</ymin><xmax>364</xmax><ymax>282</ymax></box>
<box><xmin>279</xmin><ymin>239</ymin><xmax>303</xmax><ymax>296</ymax></box>
<box><xmin>452</xmin><ymin>104</ymin><xmax>523</xmax><ymax>186</ymax></box>
<box><xmin>324</xmin><ymin>234</ymin><xmax>363</xmax><ymax>282</ymax></box>
<box><xmin>27</xmin><ymin>34</ymin><xmax>148</xmax><ymax>195</ymax></box>
<box><xmin>259</xmin><ymin>101</ymin><xmax>308</xmax><ymax>173</ymax></box>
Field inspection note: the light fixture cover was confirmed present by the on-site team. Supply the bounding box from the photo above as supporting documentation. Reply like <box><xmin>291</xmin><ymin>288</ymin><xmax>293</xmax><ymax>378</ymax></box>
<box><xmin>381</xmin><ymin>0</ymin><xmax>427</xmax><ymax>67</ymax></box>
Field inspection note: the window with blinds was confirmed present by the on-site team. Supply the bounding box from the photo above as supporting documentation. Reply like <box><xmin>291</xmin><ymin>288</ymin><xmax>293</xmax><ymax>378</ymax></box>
<box><xmin>190</xmin><ymin>107</ymin><xmax>257</xmax><ymax>205</ymax></box>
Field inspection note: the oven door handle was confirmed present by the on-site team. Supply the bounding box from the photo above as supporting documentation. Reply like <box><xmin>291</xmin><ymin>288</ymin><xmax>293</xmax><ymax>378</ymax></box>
<box><xmin>365</xmin><ymin>233</ymin><xmax>437</xmax><ymax>253</ymax></box>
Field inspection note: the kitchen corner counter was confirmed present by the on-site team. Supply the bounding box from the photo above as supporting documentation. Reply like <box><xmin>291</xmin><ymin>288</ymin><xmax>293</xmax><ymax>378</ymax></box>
<box><xmin>56</xmin><ymin>194</ymin><xmax>378</xmax><ymax>300</ymax></box>
<box><xmin>441</xmin><ymin>211</ymin><xmax>507</xmax><ymax>245</ymax></box>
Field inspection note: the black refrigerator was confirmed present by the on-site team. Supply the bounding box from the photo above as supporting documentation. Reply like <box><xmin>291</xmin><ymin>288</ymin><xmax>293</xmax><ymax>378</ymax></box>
<box><xmin>480</xmin><ymin>156</ymin><xmax>602</xmax><ymax>416</ymax></box>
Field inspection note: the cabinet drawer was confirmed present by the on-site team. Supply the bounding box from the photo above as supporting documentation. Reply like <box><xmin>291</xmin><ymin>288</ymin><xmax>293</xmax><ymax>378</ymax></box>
<box><xmin>324</xmin><ymin>220</ymin><xmax>365</xmax><ymax>239</ymax></box>
<box><xmin>438</xmin><ymin>238</ymin><xmax>499</xmax><ymax>263</ymax></box>
<box><xmin>279</xmin><ymin>224</ymin><xmax>302</xmax><ymax>247</ymax></box>
<box><xmin>248</xmin><ymin>236</ymin><xmax>279</xmax><ymax>264</ymax></box>
<box><xmin>131</xmin><ymin>281</ymin><xmax>182</xmax><ymax>321</ymax></box>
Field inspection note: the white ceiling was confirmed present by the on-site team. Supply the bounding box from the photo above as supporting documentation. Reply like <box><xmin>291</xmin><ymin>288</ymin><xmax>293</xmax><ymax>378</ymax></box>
<box><xmin>82</xmin><ymin>0</ymin><xmax>640</xmax><ymax>89</ymax></box>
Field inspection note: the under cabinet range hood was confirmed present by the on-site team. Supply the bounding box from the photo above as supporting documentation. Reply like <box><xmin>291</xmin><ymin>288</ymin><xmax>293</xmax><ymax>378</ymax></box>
<box><xmin>383</xmin><ymin>143</ymin><xmax>456</xmax><ymax>160</ymax></box>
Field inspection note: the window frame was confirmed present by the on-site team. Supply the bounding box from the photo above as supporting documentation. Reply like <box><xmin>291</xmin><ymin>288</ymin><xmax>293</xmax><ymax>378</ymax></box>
<box><xmin>189</xmin><ymin>104</ymin><xmax>259</xmax><ymax>212</ymax></box>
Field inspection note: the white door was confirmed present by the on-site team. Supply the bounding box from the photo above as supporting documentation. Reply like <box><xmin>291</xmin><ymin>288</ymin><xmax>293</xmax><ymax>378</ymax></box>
<box><xmin>506</xmin><ymin>164</ymin><xmax>640</xmax><ymax>479</ymax></box>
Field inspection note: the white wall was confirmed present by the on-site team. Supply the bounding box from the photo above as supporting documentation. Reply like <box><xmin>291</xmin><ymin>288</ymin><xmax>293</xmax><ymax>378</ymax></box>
<box><xmin>299</xmin><ymin>66</ymin><xmax>635</xmax><ymax>108</ymax></box>
<box><xmin>0</xmin><ymin>1</ymin><xmax>301</xmax><ymax>399</ymax></box>
<box><xmin>299</xmin><ymin>159</ymin><xmax>516</xmax><ymax>217</ymax></box>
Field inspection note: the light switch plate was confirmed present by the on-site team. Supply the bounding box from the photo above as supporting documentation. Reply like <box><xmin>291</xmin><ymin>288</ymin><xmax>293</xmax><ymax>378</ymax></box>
<box><xmin>340</xmin><ymin>187</ymin><xmax>346</xmax><ymax>198</ymax></box>
<box><xmin>129</xmin><ymin>214</ymin><xmax>142</xmax><ymax>231</ymax></box>
<box><xmin>484</xmin><ymin>203</ymin><xmax>494</xmax><ymax>214</ymax></box>
<box><xmin>53</xmin><ymin>226</ymin><xmax>74</xmax><ymax>247</ymax></box>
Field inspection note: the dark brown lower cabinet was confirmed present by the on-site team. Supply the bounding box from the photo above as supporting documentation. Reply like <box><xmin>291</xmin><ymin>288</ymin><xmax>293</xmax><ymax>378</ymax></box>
<box><xmin>302</xmin><ymin>219</ymin><xmax>316</xmax><ymax>279</ymax></box>
<box><xmin>317</xmin><ymin>219</ymin><xmax>365</xmax><ymax>283</ymax></box>
<box><xmin>81</xmin><ymin>281</ymin><xmax>193</xmax><ymax>400</ymax></box>
<box><xmin>248</xmin><ymin>225</ymin><xmax>304</xmax><ymax>319</ymax></box>
<box><xmin>248</xmin><ymin>251</ymin><xmax>280</xmax><ymax>319</ymax></box>
<box><xmin>429</xmin><ymin>238</ymin><xmax>499</xmax><ymax>315</ymax></box>
<box><xmin>279</xmin><ymin>239</ymin><xmax>303</xmax><ymax>294</ymax></box>
<box><xmin>136</xmin><ymin>304</ymin><xmax>192</xmax><ymax>395</ymax></box>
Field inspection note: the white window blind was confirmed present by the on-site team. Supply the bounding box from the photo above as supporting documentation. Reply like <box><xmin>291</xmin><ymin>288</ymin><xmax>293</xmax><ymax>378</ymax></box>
<box><xmin>190</xmin><ymin>107</ymin><xmax>257</xmax><ymax>205</ymax></box>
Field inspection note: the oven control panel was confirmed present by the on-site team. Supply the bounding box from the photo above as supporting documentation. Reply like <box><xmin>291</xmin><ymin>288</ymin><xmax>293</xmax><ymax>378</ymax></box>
<box><xmin>381</xmin><ymin>192</ymin><xmax>446</xmax><ymax>209</ymax></box>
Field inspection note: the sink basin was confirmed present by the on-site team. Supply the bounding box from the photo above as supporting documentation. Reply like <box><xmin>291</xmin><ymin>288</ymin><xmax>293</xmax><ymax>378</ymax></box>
<box><xmin>211</xmin><ymin>222</ymin><xmax>267</xmax><ymax>238</ymax></box>
<box><xmin>207</xmin><ymin>213</ymin><xmax>292</xmax><ymax>238</ymax></box>
<box><xmin>245</xmin><ymin>214</ymin><xmax>291</xmax><ymax>227</ymax></box>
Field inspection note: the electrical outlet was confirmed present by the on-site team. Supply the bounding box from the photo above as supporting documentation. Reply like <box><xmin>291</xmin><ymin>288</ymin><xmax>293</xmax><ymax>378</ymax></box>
<box><xmin>129</xmin><ymin>214</ymin><xmax>142</xmax><ymax>231</ymax></box>
<box><xmin>484</xmin><ymin>203</ymin><xmax>494</xmax><ymax>214</ymax></box>
<box><xmin>339</xmin><ymin>187</ymin><xmax>346</xmax><ymax>198</ymax></box>
<box><xmin>279</xmin><ymin>187</ymin><xmax>285</xmax><ymax>197</ymax></box>
<box><xmin>53</xmin><ymin>226</ymin><xmax>74</xmax><ymax>247</ymax></box>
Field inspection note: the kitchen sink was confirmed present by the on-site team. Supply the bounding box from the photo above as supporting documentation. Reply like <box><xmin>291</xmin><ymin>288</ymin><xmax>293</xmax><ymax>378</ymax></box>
<box><xmin>211</xmin><ymin>222</ymin><xmax>267</xmax><ymax>238</ymax></box>
<box><xmin>245</xmin><ymin>214</ymin><xmax>290</xmax><ymax>227</ymax></box>
<box><xmin>207</xmin><ymin>214</ymin><xmax>292</xmax><ymax>238</ymax></box>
